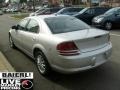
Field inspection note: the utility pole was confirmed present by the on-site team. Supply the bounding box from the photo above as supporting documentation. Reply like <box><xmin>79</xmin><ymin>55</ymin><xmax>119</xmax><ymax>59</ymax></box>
<box><xmin>33</xmin><ymin>0</ymin><xmax>35</xmax><ymax>12</ymax></box>
<box><xmin>89</xmin><ymin>0</ymin><xmax>92</xmax><ymax>7</ymax></box>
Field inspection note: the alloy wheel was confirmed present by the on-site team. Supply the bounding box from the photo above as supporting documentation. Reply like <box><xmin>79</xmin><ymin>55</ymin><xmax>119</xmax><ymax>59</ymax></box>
<box><xmin>105</xmin><ymin>22</ymin><xmax>112</xmax><ymax>30</ymax></box>
<box><xmin>36</xmin><ymin>54</ymin><xmax>46</xmax><ymax>74</ymax></box>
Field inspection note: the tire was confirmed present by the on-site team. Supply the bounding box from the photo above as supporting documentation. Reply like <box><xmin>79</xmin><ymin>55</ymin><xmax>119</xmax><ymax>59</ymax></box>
<box><xmin>9</xmin><ymin>35</ymin><xmax>16</xmax><ymax>48</ymax></box>
<box><xmin>104</xmin><ymin>22</ymin><xmax>112</xmax><ymax>30</ymax></box>
<box><xmin>35</xmin><ymin>51</ymin><xmax>51</xmax><ymax>75</ymax></box>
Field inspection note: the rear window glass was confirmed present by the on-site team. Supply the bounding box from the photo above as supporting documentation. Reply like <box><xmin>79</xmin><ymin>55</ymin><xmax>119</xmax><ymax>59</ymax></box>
<box><xmin>51</xmin><ymin>8</ymin><xmax>61</xmax><ymax>13</ymax></box>
<box><xmin>44</xmin><ymin>16</ymin><xmax>90</xmax><ymax>34</ymax></box>
<box><xmin>95</xmin><ymin>8</ymin><xmax>110</xmax><ymax>14</ymax></box>
<box><xmin>105</xmin><ymin>8</ymin><xmax>117</xmax><ymax>15</ymax></box>
<box><xmin>67</xmin><ymin>8</ymin><xmax>83</xmax><ymax>12</ymax></box>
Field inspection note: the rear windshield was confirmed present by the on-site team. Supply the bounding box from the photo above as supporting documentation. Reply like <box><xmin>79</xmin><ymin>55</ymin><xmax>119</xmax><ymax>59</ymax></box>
<box><xmin>104</xmin><ymin>8</ymin><xmax>117</xmax><ymax>15</ymax></box>
<box><xmin>44</xmin><ymin>16</ymin><xmax>90</xmax><ymax>34</ymax></box>
<box><xmin>51</xmin><ymin>8</ymin><xmax>62</xmax><ymax>13</ymax></box>
<box><xmin>66</xmin><ymin>8</ymin><xmax>83</xmax><ymax>12</ymax></box>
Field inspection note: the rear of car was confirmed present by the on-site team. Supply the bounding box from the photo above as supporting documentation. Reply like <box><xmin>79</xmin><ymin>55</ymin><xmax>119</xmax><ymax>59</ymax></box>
<box><xmin>44</xmin><ymin>16</ymin><xmax>112</xmax><ymax>73</ymax></box>
<box><xmin>9</xmin><ymin>15</ymin><xmax>112</xmax><ymax>74</ymax></box>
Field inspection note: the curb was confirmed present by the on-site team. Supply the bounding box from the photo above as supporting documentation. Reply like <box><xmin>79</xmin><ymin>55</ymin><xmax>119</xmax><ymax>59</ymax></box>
<box><xmin>0</xmin><ymin>52</ymin><xmax>15</xmax><ymax>72</ymax></box>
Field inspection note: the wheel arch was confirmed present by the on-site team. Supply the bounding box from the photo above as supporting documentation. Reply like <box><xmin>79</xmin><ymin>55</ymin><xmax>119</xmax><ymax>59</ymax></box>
<box><xmin>104</xmin><ymin>20</ymin><xmax>113</xmax><ymax>30</ymax></box>
<box><xmin>32</xmin><ymin>44</ymin><xmax>47</xmax><ymax>59</ymax></box>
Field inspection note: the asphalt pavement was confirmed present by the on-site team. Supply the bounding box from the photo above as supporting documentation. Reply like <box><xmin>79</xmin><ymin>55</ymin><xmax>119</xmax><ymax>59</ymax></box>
<box><xmin>0</xmin><ymin>14</ymin><xmax>120</xmax><ymax>90</ymax></box>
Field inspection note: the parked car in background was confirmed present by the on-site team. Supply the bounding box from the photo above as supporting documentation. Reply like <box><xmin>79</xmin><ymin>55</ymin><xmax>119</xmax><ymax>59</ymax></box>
<box><xmin>0</xmin><ymin>9</ymin><xmax>3</xmax><ymax>15</ymax></box>
<box><xmin>74</xmin><ymin>7</ymin><xmax>111</xmax><ymax>25</ymax></box>
<box><xmin>29</xmin><ymin>8</ymin><xmax>45</xmax><ymax>16</ymax></box>
<box><xmin>1</xmin><ymin>7</ymin><xmax>7</xmax><ymax>13</ymax></box>
<box><xmin>92</xmin><ymin>7</ymin><xmax>120</xmax><ymax>30</ymax></box>
<box><xmin>55</xmin><ymin>7</ymin><xmax>84</xmax><ymax>15</ymax></box>
<box><xmin>35</xmin><ymin>6</ymin><xmax>42</xmax><ymax>10</ymax></box>
<box><xmin>6</xmin><ymin>7</ymin><xmax>19</xmax><ymax>13</ymax></box>
<box><xmin>9</xmin><ymin>15</ymin><xmax>112</xmax><ymax>75</ymax></box>
<box><xmin>11</xmin><ymin>8</ymin><xmax>19</xmax><ymax>12</ymax></box>
<box><xmin>29</xmin><ymin>7</ymin><xmax>62</xmax><ymax>16</ymax></box>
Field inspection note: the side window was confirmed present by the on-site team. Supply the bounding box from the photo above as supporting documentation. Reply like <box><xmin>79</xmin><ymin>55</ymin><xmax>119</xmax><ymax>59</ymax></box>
<box><xmin>26</xmin><ymin>19</ymin><xmax>39</xmax><ymax>33</ymax></box>
<box><xmin>44</xmin><ymin>9</ymin><xmax>50</xmax><ymax>14</ymax></box>
<box><xmin>18</xmin><ymin>19</ymin><xmax>29</xmax><ymax>31</ymax></box>
<box><xmin>85</xmin><ymin>8</ymin><xmax>94</xmax><ymax>14</ymax></box>
<box><xmin>61</xmin><ymin>9</ymin><xmax>68</xmax><ymax>13</ymax></box>
<box><xmin>116</xmin><ymin>9</ymin><xmax>120</xmax><ymax>15</ymax></box>
<box><xmin>95</xmin><ymin>8</ymin><xmax>106</xmax><ymax>15</ymax></box>
<box><xmin>51</xmin><ymin>8</ymin><xmax>60</xmax><ymax>13</ymax></box>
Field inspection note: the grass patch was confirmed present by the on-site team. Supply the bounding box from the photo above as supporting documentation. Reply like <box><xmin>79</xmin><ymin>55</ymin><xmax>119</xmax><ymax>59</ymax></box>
<box><xmin>11</xmin><ymin>13</ymin><xmax>29</xmax><ymax>19</ymax></box>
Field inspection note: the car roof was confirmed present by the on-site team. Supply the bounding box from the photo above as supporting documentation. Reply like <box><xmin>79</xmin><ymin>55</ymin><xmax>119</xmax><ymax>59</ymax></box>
<box><xmin>29</xmin><ymin>14</ymin><xmax>70</xmax><ymax>20</ymax></box>
<box><xmin>64</xmin><ymin>7</ymin><xmax>83</xmax><ymax>9</ymax></box>
<box><xmin>86</xmin><ymin>7</ymin><xmax>110</xmax><ymax>9</ymax></box>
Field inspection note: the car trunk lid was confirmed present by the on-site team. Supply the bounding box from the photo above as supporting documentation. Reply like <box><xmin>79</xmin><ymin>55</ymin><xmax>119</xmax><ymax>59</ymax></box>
<box><xmin>55</xmin><ymin>28</ymin><xmax>109</xmax><ymax>53</ymax></box>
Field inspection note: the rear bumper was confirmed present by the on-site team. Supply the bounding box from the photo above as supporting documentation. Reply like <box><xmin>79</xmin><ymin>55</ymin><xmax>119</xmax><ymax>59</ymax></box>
<box><xmin>51</xmin><ymin>43</ymin><xmax>112</xmax><ymax>74</ymax></box>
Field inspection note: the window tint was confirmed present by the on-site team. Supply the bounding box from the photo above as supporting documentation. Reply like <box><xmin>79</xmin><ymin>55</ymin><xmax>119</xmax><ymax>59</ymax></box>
<box><xmin>95</xmin><ymin>8</ymin><xmax>103</xmax><ymax>14</ymax></box>
<box><xmin>18</xmin><ymin>19</ymin><xmax>29</xmax><ymax>31</ymax></box>
<box><xmin>79</xmin><ymin>8</ymin><xmax>88</xmax><ymax>14</ymax></box>
<box><xmin>26</xmin><ymin>19</ymin><xmax>39</xmax><ymax>33</ymax></box>
<box><xmin>117</xmin><ymin>9</ymin><xmax>120</xmax><ymax>15</ymax></box>
<box><xmin>61</xmin><ymin>8</ymin><xmax>69</xmax><ymax>13</ymax></box>
<box><xmin>95</xmin><ymin>8</ymin><xmax>110</xmax><ymax>15</ymax></box>
<box><xmin>45</xmin><ymin>16</ymin><xmax>90</xmax><ymax>34</ymax></box>
<box><xmin>51</xmin><ymin>8</ymin><xmax>61</xmax><ymax>13</ymax></box>
<box><xmin>43</xmin><ymin>9</ymin><xmax>50</xmax><ymax>14</ymax></box>
<box><xmin>60</xmin><ymin>8</ymin><xmax>82</xmax><ymax>14</ymax></box>
<box><xmin>105</xmin><ymin>8</ymin><xmax>117</xmax><ymax>15</ymax></box>
<box><xmin>36</xmin><ymin>8</ymin><xmax>45</xmax><ymax>13</ymax></box>
<box><xmin>74</xmin><ymin>8</ymin><xmax>83</xmax><ymax>12</ymax></box>
<box><xmin>85</xmin><ymin>8</ymin><xmax>94</xmax><ymax>14</ymax></box>
<box><xmin>69</xmin><ymin>8</ymin><xmax>82</xmax><ymax>12</ymax></box>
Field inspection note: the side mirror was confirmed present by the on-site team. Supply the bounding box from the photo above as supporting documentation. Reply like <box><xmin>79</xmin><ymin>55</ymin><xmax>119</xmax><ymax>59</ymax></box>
<box><xmin>83</xmin><ymin>12</ymin><xmax>88</xmax><ymax>15</ymax></box>
<box><xmin>11</xmin><ymin>25</ymin><xmax>18</xmax><ymax>30</ymax></box>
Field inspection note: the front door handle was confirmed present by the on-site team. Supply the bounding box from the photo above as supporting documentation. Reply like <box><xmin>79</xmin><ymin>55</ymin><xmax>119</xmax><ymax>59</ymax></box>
<box><xmin>32</xmin><ymin>37</ymin><xmax>36</xmax><ymax>41</ymax></box>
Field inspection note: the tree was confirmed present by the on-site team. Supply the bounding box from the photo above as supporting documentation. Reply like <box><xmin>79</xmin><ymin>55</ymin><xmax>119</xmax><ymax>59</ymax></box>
<box><xmin>0</xmin><ymin>0</ymin><xmax>4</xmax><ymax>3</ymax></box>
<box><xmin>20</xmin><ymin>0</ymin><xmax>27</xmax><ymax>3</ymax></box>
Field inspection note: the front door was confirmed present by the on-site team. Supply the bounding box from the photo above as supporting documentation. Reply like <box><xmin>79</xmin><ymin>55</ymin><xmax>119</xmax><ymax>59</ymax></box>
<box><xmin>12</xmin><ymin>18</ymin><xmax>30</xmax><ymax>49</ymax></box>
<box><xmin>20</xmin><ymin>19</ymin><xmax>40</xmax><ymax>56</ymax></box>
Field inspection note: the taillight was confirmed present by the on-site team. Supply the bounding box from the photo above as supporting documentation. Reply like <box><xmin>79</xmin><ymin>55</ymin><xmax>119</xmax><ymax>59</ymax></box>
<box><xmin>57</xmin><ymin>41</ymin><xmax>80</xmax><ymax>56</ymax></box>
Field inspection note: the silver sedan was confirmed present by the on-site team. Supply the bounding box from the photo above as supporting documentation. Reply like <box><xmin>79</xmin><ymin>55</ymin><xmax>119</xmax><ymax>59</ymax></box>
<box><xmin>9</xmin><ymin>15</ymin><xmax>112</xmax><ymax>75</ymax></box>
